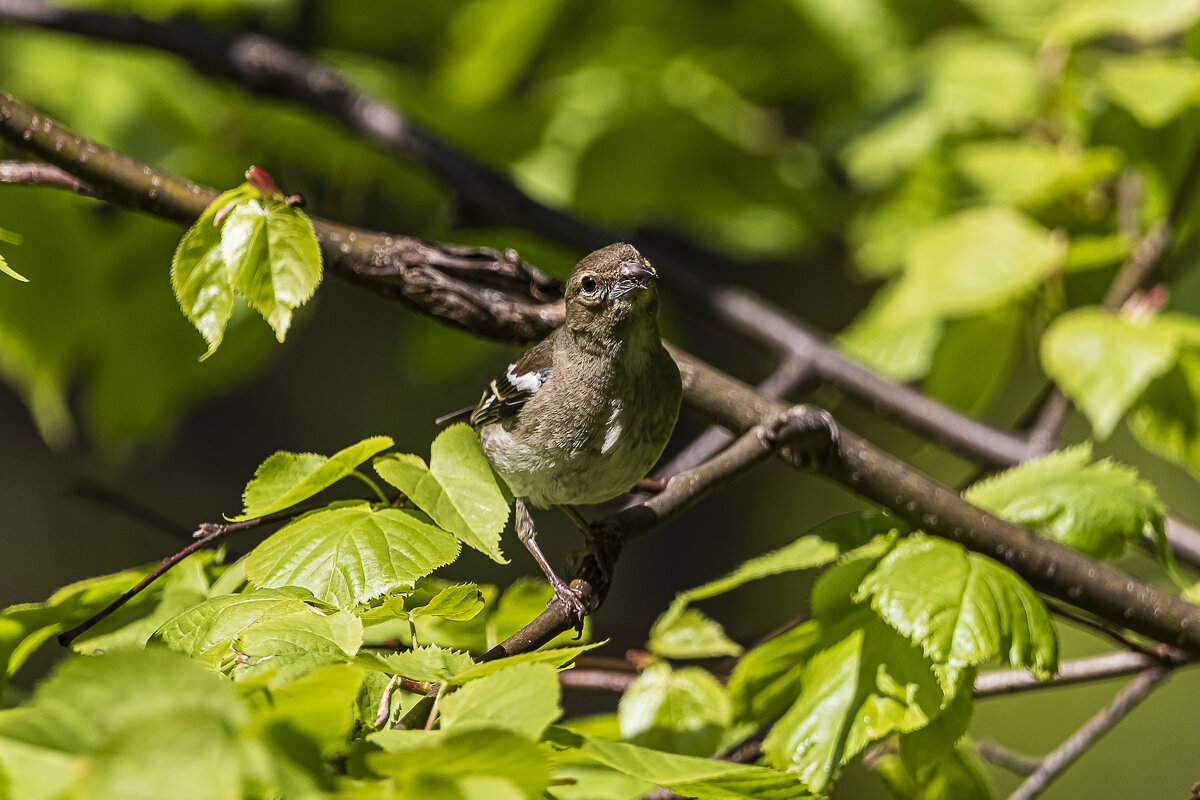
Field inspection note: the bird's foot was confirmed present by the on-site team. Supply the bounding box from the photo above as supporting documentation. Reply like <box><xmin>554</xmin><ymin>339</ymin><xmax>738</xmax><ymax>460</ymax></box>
<box><xmin>546</xmin><ymin>576</ymin><xmax>590</xmax><ymax>630</ymax></box>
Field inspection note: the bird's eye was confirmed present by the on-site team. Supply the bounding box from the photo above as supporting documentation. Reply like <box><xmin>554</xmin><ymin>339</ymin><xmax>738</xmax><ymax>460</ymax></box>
<box><xmin>581</xmin><ymin>275</ymin><xmax>598</xmax><ymax>293</ymax></box>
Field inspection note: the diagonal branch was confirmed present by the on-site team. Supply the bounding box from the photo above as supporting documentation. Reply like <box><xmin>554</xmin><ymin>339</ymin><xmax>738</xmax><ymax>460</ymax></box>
<box><xmin>1007</xmin><ymin>665</ymin><xmax>1171</xmax><ymax>800</ymax></box>
<box><xmin>0</xmin><ymin>0</ymin><xmax>1044</xmax><ymax>468</ymax></box>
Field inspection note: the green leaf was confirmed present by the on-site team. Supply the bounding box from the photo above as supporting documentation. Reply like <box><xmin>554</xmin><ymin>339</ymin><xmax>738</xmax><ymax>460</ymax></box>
<box><xmin>244</xmin><ymin>503</ymin><xmax>460</xmax><ymax>607</ymax></box>
<box><xmin>955</xmin><ymin>140</ymin><xmax>1122</xmax><ymax>208</ymax></box>
<box><xmin>222</xmin><ymin>197</ymin><xmax>322</xmax><ymax>342</ymax></box>
<box><xmin>1129</xmin><ymin>348</ymin><xmax>1200</xmax><ymax>477</ymax></box>
<box><xmin>0</xmin><ymin>649</ymin><xmax>247</xmax><ymax>754</ymax></box>
<box><xmin>762</xmin><ymin>609</ymin><xmax>944</xmax><ymax>794</ymax></box>
<box><xmin>618</xmin><ymin>662</ymin><xmax>731</xmax><ymax>757</ymax></box>
<box><xmin>1099</xmin><ymin>53</ymin><xmax>1200</xmax><ymax>127</ymax></box>
<box><xmin>925</xmin><ymin>34</ymin><xmax>1039</xmax><ymax>132</ymax></box>
<box><xmin>897</xmin><ymin>207</ymin><xmax>1065</xmax><ymax>319</ymax></box>
<box><xmin>366</xmin><ymin>728</ymin><xmax>550</xmax><ymax>798</ymax></box>
<box><xmin>409</xmin><ymin>582</ymin><xmax>487</xmax><ymax>621</ymax></box>
<box><xmin>246</xmin><ymin>662</ymin><xmax>365</xmax><ymax>764</ymax></box>
<box><xmin>727</xmin><ymin>621</ymin><xmax>822</xmax><ymax>725</ymax></box>
<box><xmin>1041</xmin><ymin>308</ymin><xmax>1189</xmax><ymax>438</ymax></box>
<box><xmin>171</xmin><ymin>185</ymin><xmax>253</xmax><ymax>359</ymax></box>
<box><xmin>1048</xmin><ymin>0</ymin><xmax>1200</xmax><ymax>44</ymax></box>
<box><xmin>0</xmin><ymin>251</ymin><xmax>27</xmax><ymax>283</ymax></box>
<box><xmin>439</xmin><ymin>662</ymin><xmax>562</xmax><ymax>739</ymax></box>
<box><xmin>76</xmin><ymin>710</ymin><xmax>244</xmax><ymax>800</ymax></box>
<box><xmin>155</xmin><ymin>588</ymin><xmax>362</xmax><ymax>674</ymax></box>
<box><xmin>838</xmin><ymin>284</ymin><xmax>945</xmax><ymax>381</ymax></box>
<box><xmin>856</xmin><ymin>535</ymin><xmax>1058</xmax><ymax>679</ymax></box>
<box><xmin>358</xmin><ymin>644</ymin><xmax>477</xmax><ymax>683</ymax></box>
<box><xmin>548</xmin><ymin>729</ymin><xmax>813</xmax><ymax>800</ymax></box>
<box><xmin>681</xmin><ymin>511</ymin><xmax>905</xmax><ymax>603</ymax></box>
<box><xmin>238</xmin><ymin>435</ymin><xmax>394</xmax><ymax>519</ymax></box>
<box><xmin>375</xmin><ymin>424</ymin><xmax>511</xmax><ymax>563</ymax></box>
<box><xmin>450</xmin><ymin>640</ymin><xmax>602</xmax><ymax>683</ymax></box>
<box><xmin>647</xmin><ymin>599</ymin><xmax>741</xmax><ymax>659</ymax></box>
<box><xmin>877</xmin><ymin>688</ymin><xmax>990</xmax><ymax>800</ymax></box>
<box><xmin>924</xmin><ymin>305</ymin><xmax>1022</xmax><ymax>414</ymax></box>
<box><xmin>965</xmin><ymin>444</ymin><xmax>1165</xmax><ymax>560</ymax></box>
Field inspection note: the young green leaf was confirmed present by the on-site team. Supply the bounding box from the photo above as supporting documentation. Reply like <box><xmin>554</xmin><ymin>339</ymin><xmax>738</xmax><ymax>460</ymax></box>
<box><xmin>762</xmin><ymin>609</ymin><xmax>944</xmax><ymax>794</ymax></box>
<box><xmin>896</xmin><ymin>206</ymin><xmax>1065</xmax><ymax>319</ymax></box>
<box><xmin>244</xmin><ymin>503</ymin><xmax>460</xmax><ymax>607</ymax></box>
<box><xmin>680</xmin><ymin>511</ymin><xmax>905</xmax><ymax>603</ymax></box>
<box><xmin>1099</xmin><ymin>53</ymin><xmax>1200</xmax><ymax>127</ymax></box>
<box><xmin>964</xmin><ymin>443</ymin><xmax>1165</xmax><ymax>561</ymax></box>
<box><xmin>439</xmin><ymin>662</ymin><xmax>562</xmax><ymax>739</ymax></box>
<box><xmin>408</xmin><ymin>582</ymin><xmax>486</xmax><ymax>621</ymax></box>
<box><xmin>375</xmin><ymin>424</ymin><xmax>511</xmax><ymax>563</ymax></box>
<box><xmin>238</xmin><ymin>435</ymin><xmax>394</xmax><ymax>519</ymax></box>
<box><xmin>246</xmin><ymin>662</ymin><xmax>366</xmax><ymax>758</ymax></box>
<box><xmin>618</xmin><ymin>662</ymin><xmax>732</xmax><ymax>757</ymax></box>
<box><xmin>155</xmin><ymin>587</ymin><xmax>361</xmax><ymax>672</ymax></box>
<box><xmin>647</xmin><ymin>598</ymin><xmax>742</xmax><ymax>659</ymax></box>
<box><xmin>222</xmin><ymin>197</ymin><xmax>322</xmax><ymax>342</ymax></box>
<box><xmin>0</xmin><ymin>251</ymin><xmax>27</xmax><ymax>283</ymax></box>
<box><xmin>1129</xmin><ymin>348</ymin><xmax>1200</xmax><ymax>478</ymax></box>
<box><xmin>449</xmin><ymin>640</ymin><xmax>602</xmax><ymax>683</ymax></box>
<box><xmin>171</xmin><ymin>185</ymin><xmax>254</xmax><ymax>359</ymax></box>
<box><xmin>357</xmin><ymin>643</ymin><xmax>477</xmax><ymax>683</ymax></box>
<box><xmin>727</xmin><ymin>621</ymin><xmax>822</xmax><ymax>725</ymax></box>
<box><xmin>547</xmin><ymin>728</ymin><xmax>813</xmax><ymax>800</ymax></box>
<box><xmin>855</xmin><ymin>535</ymin><xmax>1058</xmax><ymax>680</ymax></box>
<box><xmin>366</xmin><ymin>728</ymin><xmax>551</xmax><ymax>798</ymax></box>
<box><xmin>1040</xmin><ymin>308</ymin><xmax>1189</xmax><ymax>439</ymax></box>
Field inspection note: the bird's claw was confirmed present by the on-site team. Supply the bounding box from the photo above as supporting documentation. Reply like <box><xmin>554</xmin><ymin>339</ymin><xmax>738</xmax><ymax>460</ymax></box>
<box><xmin>547</xmin><ymin>577</ymin><xmax>589</xmax><ymax>632</ymax></box>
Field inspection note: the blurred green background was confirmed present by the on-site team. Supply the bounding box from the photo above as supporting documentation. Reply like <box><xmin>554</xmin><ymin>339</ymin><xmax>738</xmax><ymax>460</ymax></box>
<box><xmin>3</xmin><ymin>0</ymin><xmax>1200</xmax><ymax>796</ymax></box>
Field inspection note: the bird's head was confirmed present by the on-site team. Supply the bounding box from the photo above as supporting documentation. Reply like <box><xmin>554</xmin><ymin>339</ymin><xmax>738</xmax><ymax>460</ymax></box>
<box><xmin>563</xmin><ymin>243</ymin><xmax>660</xmax><ymax>340</ymax></box>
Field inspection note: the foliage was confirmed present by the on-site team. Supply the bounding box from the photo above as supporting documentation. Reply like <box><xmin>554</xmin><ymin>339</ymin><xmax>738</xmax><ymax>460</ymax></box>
<box><xmin>3</xmin><ymin>0</ymin><xmax>1200</xmax><ymax>798</ymax></box>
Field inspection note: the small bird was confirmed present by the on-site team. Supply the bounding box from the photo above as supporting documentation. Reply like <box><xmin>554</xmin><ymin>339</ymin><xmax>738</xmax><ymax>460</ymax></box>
<box><xmin>444</xmin><ymin>243</ymin><xmax>682</xmax><ymax>620</ymax></box>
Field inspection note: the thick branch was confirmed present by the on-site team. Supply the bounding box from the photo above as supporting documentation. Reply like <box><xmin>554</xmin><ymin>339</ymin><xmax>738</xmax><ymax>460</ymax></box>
<box><xmin>0</xmin><ymin>0</ymin><xmax>1063</xmax><ymax>470</ymax></box>
<box><xmin>670</xmin><ymin>349</ymin><xmax>1200</xmax><ymax>655</ymax></box>
<box><xmin>0</xmin><ymin>92</ymin><xmax>562</xmax><ymax>342</ymax></box>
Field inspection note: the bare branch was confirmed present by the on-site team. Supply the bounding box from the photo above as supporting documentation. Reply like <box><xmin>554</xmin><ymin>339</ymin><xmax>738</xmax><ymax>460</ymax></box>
<box><xmin>56</xmin><ymin>501</ymin><xmax>327</xmax><ymax>646</ymax></box>
<box><xmin>977</xmin><ymin>741</ymin><xmax>1041</xmax><ymax>776</ymax></box>
<box><xmin>0</xmin><ymin>159</ymin><xmax>93</xmax><ymax>193</ymax></box>
<box><xmin>975</xmin><ymin>649</ymin><xmax>1188</xmax><ymax>697</ymax></box>
<box><xmin>1007</xmin><ymin>666</ymin><xmax>1171</xmax><ymax>800</ymax></box>
<box><xmin>0</xmin><ymin>92</ymin><xmax>563</xmax><ymax>342</ymax></box>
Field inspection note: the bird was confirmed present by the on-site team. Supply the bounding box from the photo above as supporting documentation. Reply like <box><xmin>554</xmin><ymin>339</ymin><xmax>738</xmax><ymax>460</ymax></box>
<box><xmin>441</xmin><ymin>243</ymin><xmax>682</xmax><ymax>620</ymax></box>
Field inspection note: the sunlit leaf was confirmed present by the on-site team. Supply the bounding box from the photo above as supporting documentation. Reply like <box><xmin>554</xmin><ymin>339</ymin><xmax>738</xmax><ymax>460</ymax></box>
<box><xmin>648</xmin><ymin>598</ymin><xmax>742</xmax><ymax>659</ymax></box>
<box><xmin>238</xmin><ymin>436</ymin><xmax>394</xmax><ymax>519</ymax></box>
<box><xmin>727</xmin><ymin>621</ymin><xmax>822</xmax><ymax>724</ymax></box>
<box><xmin>965</xmin><ymin>443</ymin><xmax>1165</xmax><ymax>561</ymax></box>
<box><xmin>376</xmin><ymin>424</ymin><xmax>511</xmax><ymax>563</ymax></box>
<box><xmin>1041</xmin><ymin>308</ymin><xmax>1190</xmax><ymax>438</ymax></box>
<box><xmin>856</xmin><ymin>535</ymin><xmax>1057</xmax><ymax>678</ymax></box>
<box><xmin>1099</xmin><ymin>53</ymin><xmax>1200</xmax><ymax>128</ymax></box>
<box><xmin>548</xmin><ymin>728</ymin><xmax>813</xmax><ymax>800</ymax></box>
<box><xmin>762</xmin><ymin>609</ymin><xmax>943</xmax><ymax>794</ymax></box>
<box><xmin>440</xmin><ymin>662</ymin><xmax>562</xmax><ymax>739</ymax></box>
<box><xmin>367</xmin><ymin>728</ymin><xmax>550</xmax><ymax>798</ymax></box>
<box><xmin>358</xmin><ymin>644</ymin><xmax>477</xmax><ymax>683</ymax></box>
<box><xmin>244</xmin><ymin>503</ymin><xmax>460</xmax><ymax>607</ymax></box>
<box><xmin>618</xmin><ymin>662</ymin><xmax>731</xmax><ymax>757</ymax></box>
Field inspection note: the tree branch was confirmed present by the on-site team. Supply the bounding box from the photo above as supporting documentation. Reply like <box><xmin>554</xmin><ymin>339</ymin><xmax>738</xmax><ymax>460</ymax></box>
<box><xmin>0</xmin><ymin>92</ymin><xmax>563</xmax><ymax>342</ymax></box>
<box><xmin>56</xmin><ymin>501</ymin><xmax>328</xmax><ymax>646</ymax></box>
<box><xmin>0</xmin><ymin>0</ymin><xmax>1057</xmax><ymax>471</ymax></box>
<box><xmin>1007</xmin><ymin>666</ymin><xmax>1171</xmax><ymax>800</ymax></box>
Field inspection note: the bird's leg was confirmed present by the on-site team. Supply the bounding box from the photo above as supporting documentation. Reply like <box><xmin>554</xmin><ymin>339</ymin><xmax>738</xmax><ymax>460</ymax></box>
<box><xmin>561</xmin><ymin>504</ymin><xmax>615</xmax><ymax>589</ymax></box>
<box><xmin>515</xmin><ymin>498</ymin><xmax>588</xmax><ymax>622</ymax></box>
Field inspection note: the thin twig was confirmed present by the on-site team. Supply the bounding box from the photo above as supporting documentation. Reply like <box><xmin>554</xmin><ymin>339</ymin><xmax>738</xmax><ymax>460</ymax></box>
<box><xmin>1007</xmin><ymin>666</ymin><xmax>1171</xmax><ymax>800</ymax></box>
<box><xmin>0</xmin><ymin>159</ymin><xmax>92</xmax><ymax>193</ymax></box>
<box><xmin>974</xmin><ymin>649</ymin><xmax>1187</xmax><ymax>697</ymax></box>
<box><xmin>57</xmin><ymin>501</ymin><xmax>327</xmax><ymax>646</ymax></box>
<box><xmin>977</xmin><ymin>741</ymin><xmax>1041</xmax><ymax>776</ymax></box>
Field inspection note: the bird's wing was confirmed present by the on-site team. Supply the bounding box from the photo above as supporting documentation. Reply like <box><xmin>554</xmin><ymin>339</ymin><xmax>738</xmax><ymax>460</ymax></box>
<box><xmin>469</xmin><ymin>332</ymin><xmax>556</xmax><ymax>429</ymax></box>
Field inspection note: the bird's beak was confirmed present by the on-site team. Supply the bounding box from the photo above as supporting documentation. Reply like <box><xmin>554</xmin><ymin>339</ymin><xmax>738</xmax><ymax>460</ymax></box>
<box><xmin>612</xmin><ymin>260</ymin><xmax>657</xmax><ymax>298</ymax></box>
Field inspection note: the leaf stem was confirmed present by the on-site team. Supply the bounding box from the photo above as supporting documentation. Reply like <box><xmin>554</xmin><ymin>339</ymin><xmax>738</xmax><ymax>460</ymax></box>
<box><xmin>352</xmin><ymin>470</ymin><xmax>390</xmax><ymax>505</ymax></box>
